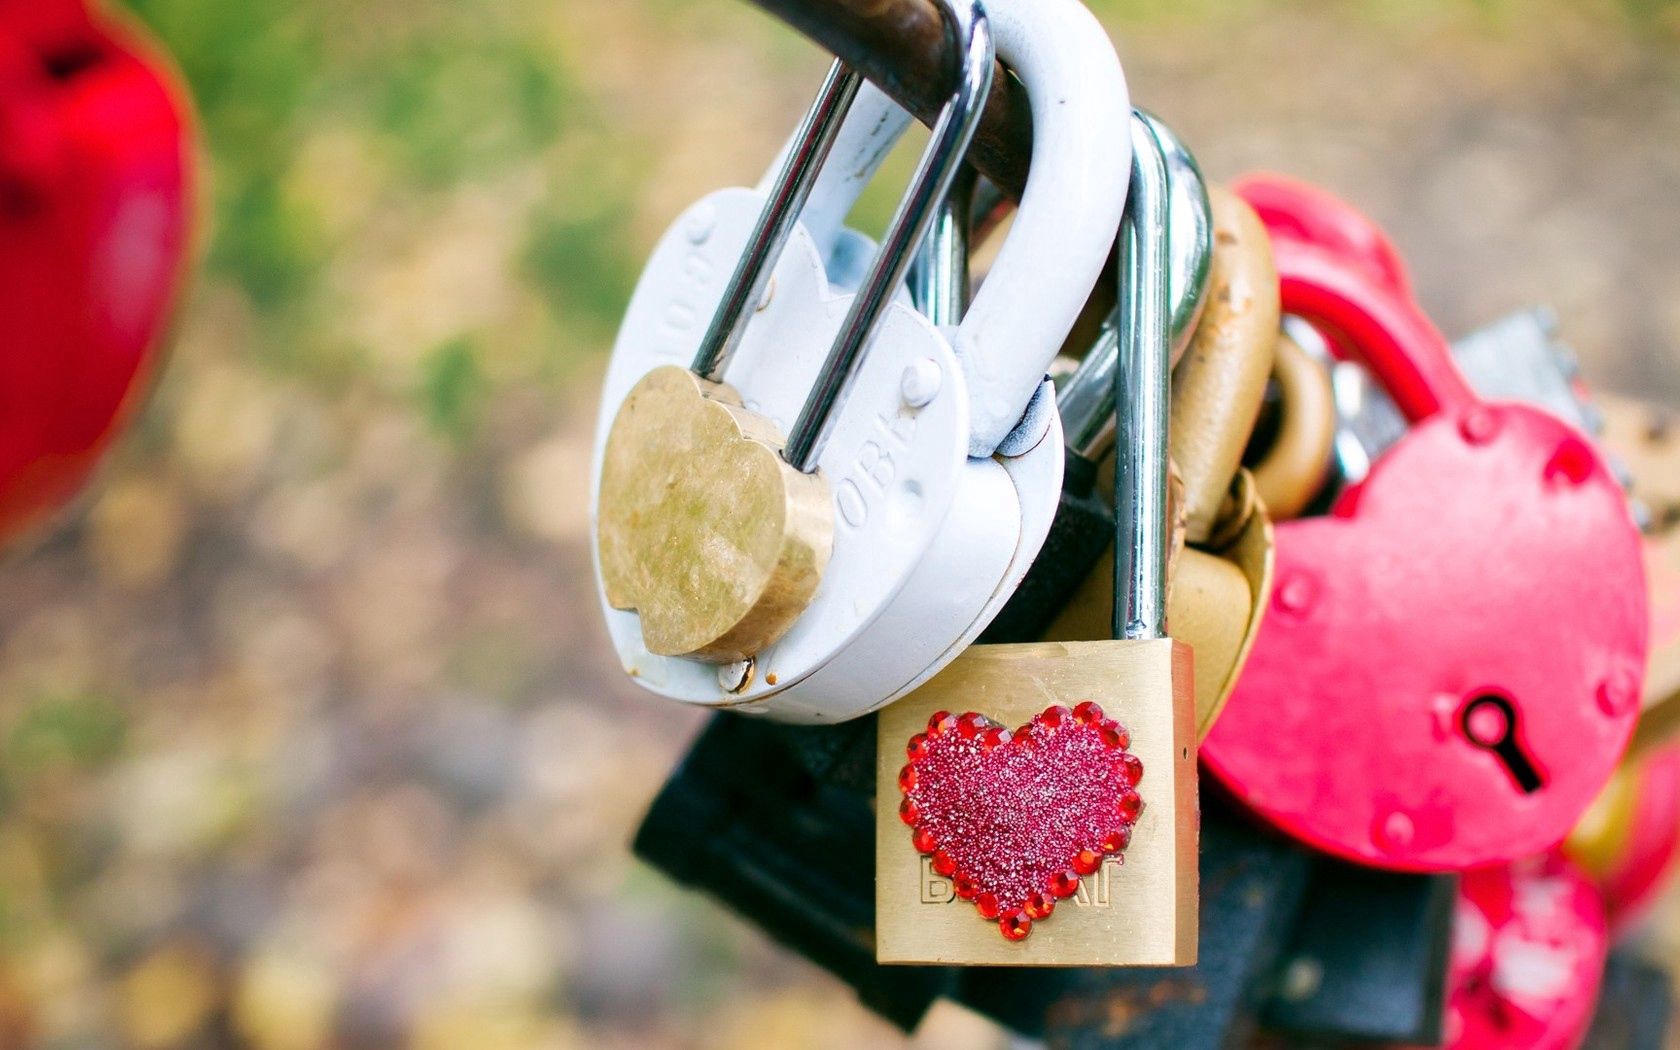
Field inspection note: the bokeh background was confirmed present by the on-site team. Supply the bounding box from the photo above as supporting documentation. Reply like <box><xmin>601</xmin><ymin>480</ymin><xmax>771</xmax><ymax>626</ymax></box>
<box><xmin>2</xmin><ymin>0</ymin><xmax>1678</xmax><ymax>1046</ymax></box>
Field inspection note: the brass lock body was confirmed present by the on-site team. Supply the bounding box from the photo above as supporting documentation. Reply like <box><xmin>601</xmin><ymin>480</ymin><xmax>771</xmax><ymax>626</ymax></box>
<box><xmin>1170</xmin><ymin>187</ymin><xmax>1280</xmax><ymax>545</ymax></box>
<box><xmin>1601</xmin><ymin>395</ymin><xmax>1680</xmax><ymax>760</ymax></box>
<box><xmin>597</xmin><ymin>365</ymin><xmax>833</xmax><ymax>662</ymax></box>
<box><xmin>1250</xmin><ymin>332</ymin><xmax>1338</xmax><ymax>522</ymax></box>
<box><xmin>1049</xmin><ymin>186</ymin><xmax>1279</xmax><ymax>738</ymax></box>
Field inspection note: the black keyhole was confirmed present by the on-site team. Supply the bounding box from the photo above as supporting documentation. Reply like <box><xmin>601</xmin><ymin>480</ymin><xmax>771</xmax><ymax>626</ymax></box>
<box><xmin>1460</xmin><ymin>693</ymin><xmax>1544</xmax><ymax>794</ymax></box>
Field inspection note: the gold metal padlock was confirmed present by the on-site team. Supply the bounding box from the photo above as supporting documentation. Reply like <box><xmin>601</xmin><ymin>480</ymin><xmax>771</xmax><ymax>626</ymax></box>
<box><xmin>1170</xmin><ymin>186</ymin><xmax>1280</xmax><ymax>545</ymax></box>
<box><xmin>1047</xmin><ymin>185</ymin><xmax>1279</xmax><ymax>738</ymax></box>
<box><xmin>1250</xmin><ymin>333</ymin><xmax>1338</xmax><ymax>521</ymax></box>
<box><xmin>1597</xmin><ymin>395</ymin><xmax>1680</xmax><ymax>762</ymax></box>
<box><xmin>876</xmin><ymin>116</ymin><xmax>1197</xmax><ymax>966</ymax></box>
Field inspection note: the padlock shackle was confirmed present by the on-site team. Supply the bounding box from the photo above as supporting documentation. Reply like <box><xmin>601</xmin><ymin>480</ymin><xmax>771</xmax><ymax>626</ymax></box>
<box><xmin>907</xmin><ymin>165</ymin><xmax>974</xmax><ymax>326</ymax></box>
<box><xmin>690</xmin><ymin>0</ymin><xmax>993</xmax><ymax>473</ymax></box>
<box><xmin>691</xmin><ymin>61</ymin><xmax>863</xmax><ymax>383</ymax></box>
<box><xmin>782</xmin><ymin>0</ymin><xmax>992</xmax><ymax>471</ymax></box>
<box><xmin>1057</xmin><ymin>110</ymin><xmax>1209</xmax><ymax>465</ymax></box>
<box><xmin>1234</xmin><ymin>174</ymin><xmax>1413</xmax><ymax>300</ymax></box>
<box><xmin>1114</xmin><ymin>116</ymin><xmax>1173</xmax><ymax>641</ymax></box>
<box><xmin>1267</xmin><ymin>236</ymin><xmax>1477</xmax><ymax>422</ymax></box>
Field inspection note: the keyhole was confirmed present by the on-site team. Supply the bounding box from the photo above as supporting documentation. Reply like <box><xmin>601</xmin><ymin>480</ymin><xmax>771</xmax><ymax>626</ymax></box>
<box><xmin>1459</xmin><ymin>693</ymin><xmax>1544</xmax><ymax>794</ymax></box>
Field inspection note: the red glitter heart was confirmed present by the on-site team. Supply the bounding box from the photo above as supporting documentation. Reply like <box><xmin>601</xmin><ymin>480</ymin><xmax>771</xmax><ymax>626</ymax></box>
<box><xmin>899</xmin><ymin>701</ymin><xmax>1144</xmax><ymax>942</ymax></box>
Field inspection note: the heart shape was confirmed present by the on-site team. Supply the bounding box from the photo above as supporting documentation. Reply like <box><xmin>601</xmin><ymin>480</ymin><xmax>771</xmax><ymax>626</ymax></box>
<box><xmin>597</xmin><ymin>364</ymin><xmax>833</xmax><ymax>662</ymax></box>
<box><xmin>1202</xmin><ymin>405</ymin><xmax>1647</xmax><ymax>870</ymax></box>
<box><xmin>898</xmin><ymin>701</ymin><xmax>1144</xmax><ymax>941</ymax></box>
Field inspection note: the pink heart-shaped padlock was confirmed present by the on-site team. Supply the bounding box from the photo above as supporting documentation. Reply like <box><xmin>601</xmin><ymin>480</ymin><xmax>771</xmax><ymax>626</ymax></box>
<box><xmin>1201</xmin><ymin>180</ymin><xmax>1648</xmax><ymax>872</ymax></box>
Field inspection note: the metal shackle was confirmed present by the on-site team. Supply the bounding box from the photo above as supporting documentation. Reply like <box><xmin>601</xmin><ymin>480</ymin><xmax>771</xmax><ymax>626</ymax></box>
<box><xmin>1056</xmin><ymin>110</ymin><xmax>1212</xmax><ymax>468</ymax></box>
<box><xmin>1114</xmin><ymin>114</ymin><xmax>1175</xmax><ymax>641</ymax></box>
<box><xmin>687</xmin><ymin>0</ymin><xmax>994</xmax><ymax>473</ymax></box>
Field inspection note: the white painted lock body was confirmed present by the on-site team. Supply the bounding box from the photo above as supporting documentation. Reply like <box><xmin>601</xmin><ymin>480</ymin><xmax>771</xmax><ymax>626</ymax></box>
<box><xmin>590</xmin><ymin>0</ymin><xmax>1130</xmax><ymax>722</ymax></box>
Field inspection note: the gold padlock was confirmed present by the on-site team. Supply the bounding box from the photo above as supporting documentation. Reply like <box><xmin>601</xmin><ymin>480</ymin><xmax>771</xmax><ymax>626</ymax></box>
<box><xmin>1565</xmin><ymin>757</ymin><xmax>1641</xmax><ymax>878</ymax></box>
<box><xmin>1046</xmin><ymin>185</ymin><xmax>1279</xmax><ymax>738</ymax></box>
<box><xmin>1250</xmin><ymin>333</ymin><xmax>1338</xmax><ymax>522</ymax></box>
<box><xmin>1598</xmin><ymin>395</ymin><xmax>1680</xmax><ymax>762</ymax></box>
<box><xmin>876</xmin><ymin>115</ymin><xmax>1197</xmax><ymax>966</ymax></box>
<box><xmin>1170</xmin><ymin>187</ymin><xmax>1281</xmax><ymax>545</ymax></box>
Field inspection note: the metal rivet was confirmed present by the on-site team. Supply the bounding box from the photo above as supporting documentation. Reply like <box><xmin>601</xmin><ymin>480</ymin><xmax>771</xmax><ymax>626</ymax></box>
<box><xmin>1460</xmin><ymin>406</ymin><xmax>1501</xmax><ymax>446</ymax></box>
<box><xmin>1274</xmin><ymin>573</ymin><xmax>1317</xmax><ymax>616</ymax></box>
<box><xmin>1596</xmin><ymin>663</ymin><xmax>1640</xmax><ymax>717</ymax></box>
<box><xmin>900</xmin><ymin>358</ymin><xmax>943</xmax><ymax>408</ymax></box>
<box><xmin>718</xmin><ymin>659</ymin><xmax>755</xmax><ymax>694</ymax></box>
<box><xmin>1372</xmin><ymin>810</ymin><xmax>1415</xmax><ymax>854</ymax></box>
<box><xmin>685</xmin><ymin>202</ymin><xmax>718</xmax><ymax>244</ymax></box>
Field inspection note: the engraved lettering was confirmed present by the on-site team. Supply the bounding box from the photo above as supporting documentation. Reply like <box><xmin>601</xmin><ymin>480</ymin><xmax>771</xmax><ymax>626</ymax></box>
<box><xmin>836</xmin><ymin>410</ymin><xmax>918</xmax><ymax>530</ymax></box>
<box><xmin>661</xmin><ymin>299</ymin><xmax>698</xmax><ymax>335</ymax></box>
<box><xmin>837</xmin><ymin>480</ymin><xmax>868</xmax><ymax>529</ymax></box>
<box><xmin>856</xmin><ymin>441</ymin><xmax>894</xmax><ymax>488</ymax></box>
<box><xmin>920</xmin><ymin>856</ymin><xmax>955</xmax><ymax>904</ymax></box>
<box><xmin>914</xmin><ymin>858</ymin><xmax>1119</xmax><ymax>907</ymax></box>
<box><xmin>682</xmin><ymin>252</ymin><xmax>715</xmax><ymax>288</ymax></box>
<box><xmin>656</xmin><ymin>246</ymin><xmax>720</xmax><ymax>345</ymax></box>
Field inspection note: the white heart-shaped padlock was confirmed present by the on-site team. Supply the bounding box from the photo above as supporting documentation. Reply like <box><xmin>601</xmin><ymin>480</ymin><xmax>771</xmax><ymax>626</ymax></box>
<box><xmin>590</xmin><ymin>0</ymin><xmax>1130</xmax><ymax>722</ymax></box>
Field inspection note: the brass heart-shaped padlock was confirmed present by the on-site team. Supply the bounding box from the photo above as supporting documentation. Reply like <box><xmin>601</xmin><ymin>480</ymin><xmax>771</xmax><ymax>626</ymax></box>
<box><xmin>597</xmin><ymin>365</ymin><xmax>833</xmax><ymax>663</ymax></box>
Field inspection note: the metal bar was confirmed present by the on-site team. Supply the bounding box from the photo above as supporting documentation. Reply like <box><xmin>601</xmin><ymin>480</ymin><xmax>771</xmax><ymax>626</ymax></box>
<box><xmin>1115</xmin><ymin>115</ymin><xmax>1172</xmax><ymax>641</ymax></box>
<box><xmin>692</xmin><ymin>61</ymin><xmax>862</xmax><ymax>381</ymax></box>
<box><xmin>782</xmin><ymin>0</ymin><xmax>993</xmax><ymax>472</ymax></box>
<box><xmin>907</xmin><ymin>166</ymin><xmax>974</xmax><ymax>325</ymax></box>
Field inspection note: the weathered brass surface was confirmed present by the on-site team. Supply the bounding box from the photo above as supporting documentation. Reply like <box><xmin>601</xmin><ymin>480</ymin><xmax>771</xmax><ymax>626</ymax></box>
<box><xmin>875</xmin><ymin>641</ymin><xmax>1199</xmax><ymax>966</ymax></box>
<box><xmin>1170</xmin><ymin>187</ymin><xmax>1280</xmax><ymax>545</ymax></box>
<box><xmin>1045</xmin><ymin>471</ymin><xmax>1274</xmax><ymax>741</ymax></box>
<box><xmin>596</xmin><ymin>365</ymin><xmax>832</xmax><ymax>663</ymax></box>
<box><xmin>1599</xmin><ymin>395</ymin><xmax>1680</xmax><ymax>760</ymax></box>
<box><xmin>1251</xmin><ymin>333</ymin><xmax>1337</xmax><ymax>521</ymax></box>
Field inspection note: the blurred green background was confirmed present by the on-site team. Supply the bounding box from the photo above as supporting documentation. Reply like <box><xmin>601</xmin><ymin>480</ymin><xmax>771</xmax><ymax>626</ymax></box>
<box><xmin>1</xmin><ymin>0</ymin><xmax>1678</xmax><ymax>1046</ymax></box>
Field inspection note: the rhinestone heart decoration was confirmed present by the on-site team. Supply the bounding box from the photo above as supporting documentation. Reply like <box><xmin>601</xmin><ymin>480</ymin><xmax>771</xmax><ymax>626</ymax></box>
<box><xmin>898</xmin><ymin>702</ymin><xmax>1144</xmax><ymax>942</ymax></box>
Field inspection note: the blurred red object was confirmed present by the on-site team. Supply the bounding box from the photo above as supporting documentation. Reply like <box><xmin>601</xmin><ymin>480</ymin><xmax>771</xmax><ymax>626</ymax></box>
<box><xmin>0</xmin><ymin>0</ymin><xmax>192</xmax><ymax>542</ymax></box>
<box><xmin>1437</xmin><ymin>855</ymin><xmax>1608</xmax><ymax>1050</ymax></box>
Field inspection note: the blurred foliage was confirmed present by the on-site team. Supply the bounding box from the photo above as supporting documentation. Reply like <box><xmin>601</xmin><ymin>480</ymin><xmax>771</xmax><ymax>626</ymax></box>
<box><xmin>0</xmin><ymin>0</ymin><xmax>1672</xmax><ymax>1047</ymax></box>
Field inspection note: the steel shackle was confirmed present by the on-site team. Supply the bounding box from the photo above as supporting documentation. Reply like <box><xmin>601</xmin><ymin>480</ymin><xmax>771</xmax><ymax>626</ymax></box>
<box><xmin>689</xmin><ymin>0</ymin><xmax>994</xmax><ymax>472</ymax></box>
